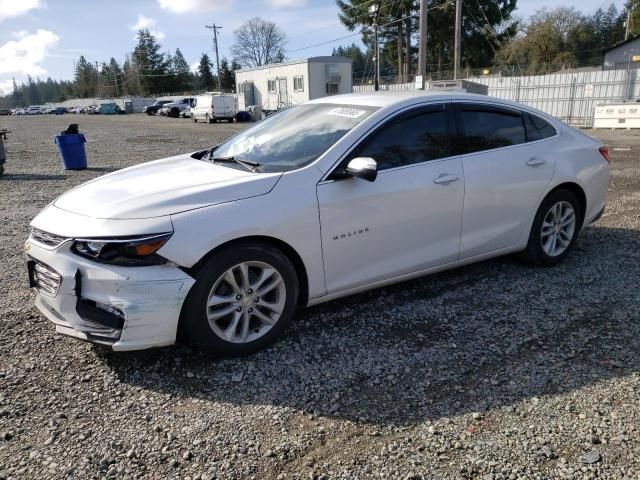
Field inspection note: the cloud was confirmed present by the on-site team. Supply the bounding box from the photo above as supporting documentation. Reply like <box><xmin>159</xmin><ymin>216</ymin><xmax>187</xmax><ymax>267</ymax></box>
<box><xmin>131</xmin><ymin>14</ymin><xmax>165</xmax><ymax>40</ymax></box>
<box><xmin>0</xmin><ymin>79</ymin><xmax>13</xmax><ymax>96</ymax></box>
<box><xmin>0</xmin><ymin>29</ymin><xmax>59</xmax><ymax>76</ymax></box>
<box><xmin>157</xmin><ymin>0</ymin><xmax>232</xmax><ymax>14</ymax></box>
<box><xmin>267</xmin><ymin>0</ymin><xmax>305</xmax><ymax>7</ymax></box>
<box><xmin>12</xmin><ymin>30</ymin><xmax>29</xmax><ymax>39</ymax></box>
<box><xmin>0</xmin><ymin>0</ymin><xmax>43</xmax><ymax>22</ymax></box>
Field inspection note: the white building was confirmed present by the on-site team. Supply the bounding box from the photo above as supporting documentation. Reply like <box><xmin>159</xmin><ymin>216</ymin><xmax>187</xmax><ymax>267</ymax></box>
<box><xmin>235</xmin><ymin>56</ymin><xmax>353</xmax><ymax>111</ymax></box>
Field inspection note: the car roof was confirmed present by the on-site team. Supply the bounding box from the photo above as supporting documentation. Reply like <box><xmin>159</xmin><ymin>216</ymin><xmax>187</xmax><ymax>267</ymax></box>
<box><xmin>307</xmin><ymin>90</ymin><xmax>560</xmax><ymax>125</ymax></box>
<box><xmin>308</xmin><ymin>90</ymin><xmax>489</xmax><ymax>107</ymax></box>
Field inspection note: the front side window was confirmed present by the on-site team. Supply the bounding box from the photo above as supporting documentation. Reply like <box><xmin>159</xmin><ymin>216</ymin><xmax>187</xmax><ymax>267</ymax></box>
<box><xmin>457</xmin><ymin>106</ymin><xmax>526</xmax><ymax>154</ymax></box>
<box><xmin>293</xmin><ymin>76</ymin><xmax>304</xmax><ymax>92</ymax></box>
<box><xmin>354</xmin><ymin>109</ymin><xmax>449</xmax><ymax>170</ymax></box>
<box><xmin>212</xmin><ymin>104</ymin><xmax>379</xmax><ymax>172</ymax></box>
<box><xmin>267</xmin><ymin>79</ymin><xmax>276</xmax><ymax>93</ymax></box>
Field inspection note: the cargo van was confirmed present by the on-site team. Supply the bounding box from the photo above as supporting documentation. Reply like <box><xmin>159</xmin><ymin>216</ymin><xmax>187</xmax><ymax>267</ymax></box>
<box><xmin>191</xmin><ymin>94</ymin><xmax>236</xmax><ymax>123</ymax></box>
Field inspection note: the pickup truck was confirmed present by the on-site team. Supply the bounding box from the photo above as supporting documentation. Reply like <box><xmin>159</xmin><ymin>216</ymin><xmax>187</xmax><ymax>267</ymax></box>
<box><xmin>160</xmin><ymin>98</ymin><xmax>194</xmax><ymax>118</ymax></box>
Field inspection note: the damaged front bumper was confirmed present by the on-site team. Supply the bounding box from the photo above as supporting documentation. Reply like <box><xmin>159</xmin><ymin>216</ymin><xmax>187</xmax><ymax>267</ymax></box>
<box><xmin>25</xmin><ymin>238</ymin><xmax>195</xmax><ymax>351</ymax></box>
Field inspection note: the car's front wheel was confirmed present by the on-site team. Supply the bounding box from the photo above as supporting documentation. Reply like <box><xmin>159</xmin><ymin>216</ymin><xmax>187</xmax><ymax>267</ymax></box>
<box><xmin>523</xmin><ymin>189</ymin><xmax>582</xmax><ymax>266</ymax></box>
<box><xmin>182</xmin><ymin>243</ymin><xmax>299</xmax><ymax>355</ymax></box>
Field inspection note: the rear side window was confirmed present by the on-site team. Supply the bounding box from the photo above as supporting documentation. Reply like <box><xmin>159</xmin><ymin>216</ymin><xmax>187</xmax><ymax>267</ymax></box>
<box><xmin>458</xmin><ymin>107</ymin><xmax>526</xmax><ymax>154</ymax></box>
<box><xmin>356</xmin><ymin>109</ymin><xmax>449</xmax><ymax>170</ymax></box>
<box><xmin>524</xmin><ymin>114</ymin><xmax>556</xmax><ymax>141</ymax></box>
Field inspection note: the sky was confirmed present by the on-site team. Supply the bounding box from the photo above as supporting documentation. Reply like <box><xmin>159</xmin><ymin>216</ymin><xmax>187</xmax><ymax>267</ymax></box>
<box><xmin>0</xmin><ymin>0</ymin><xmax>627</xmax><ymax>95</ymax></box>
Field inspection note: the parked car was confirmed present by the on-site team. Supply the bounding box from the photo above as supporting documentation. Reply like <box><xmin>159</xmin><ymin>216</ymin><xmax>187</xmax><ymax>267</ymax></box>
<box><xmin>161</xmin><ymin>97</ymin><xmax>194</xmax><ymax>118</ymax></box>
<box><xmin>96</xmin><ymin>102</ymin><xmax>117</xmax><ymax>115</ymax></box>
<box><xmin>26</xmin><ymin>92</ymin><xmax>610</xmax><ymax>355</ymax></box>
<box><xmin>54</xmin><ymin>107</ymin><xmax>67</xmax><ymax>115</ymax></box>
<box><xmin>26</xmin><ymin>105</ymin><xmax>44</xmax><ymax>115</ymax></box>
<box><xmin>144</xmin><ymin>100</ymin><xmax>173</xmax><ymax>116</ymax></box>
<box><xmin>0</xmin><ymin>108</ymin><xmax>11</xmax><ymax>116</ymax></box>
<box><xmin>191</xmin><ymin>93</ymin><xmax>236</xmax><ymax>123</ymax></box>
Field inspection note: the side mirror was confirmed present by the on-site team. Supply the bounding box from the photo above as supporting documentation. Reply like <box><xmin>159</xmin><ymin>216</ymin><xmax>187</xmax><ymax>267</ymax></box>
<box><xmin>345</xmin><ymin>157</ymin><xmax>378</xmax><ymax>182</ymax></box>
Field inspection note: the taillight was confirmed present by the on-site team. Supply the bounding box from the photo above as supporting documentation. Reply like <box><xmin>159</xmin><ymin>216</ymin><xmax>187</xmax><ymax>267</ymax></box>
<box><xmin>599</xmin><ymin>146</ymin><xmax>611</xmax><ymax>163</ymax></box>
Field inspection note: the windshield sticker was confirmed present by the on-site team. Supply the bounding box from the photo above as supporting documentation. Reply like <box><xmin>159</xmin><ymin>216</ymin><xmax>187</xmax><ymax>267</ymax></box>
<box><xmin>328</xmin><ymin>107</ymin><xmax>367</xmax><ymax>119</ymax></box>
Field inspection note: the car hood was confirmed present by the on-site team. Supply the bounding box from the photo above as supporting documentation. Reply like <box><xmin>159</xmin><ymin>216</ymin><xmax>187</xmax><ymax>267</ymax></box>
<box><xmin>53</xmin><ymin>153</ymin><xmax>282</xmax><ymax>219</ymax></box>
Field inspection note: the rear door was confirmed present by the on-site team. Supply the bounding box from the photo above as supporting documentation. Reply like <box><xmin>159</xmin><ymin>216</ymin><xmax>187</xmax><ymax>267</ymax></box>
<box><xmin>453</xmin><ymin>102</ymin><xmax>557</xmax><ymax>258</ymax></box>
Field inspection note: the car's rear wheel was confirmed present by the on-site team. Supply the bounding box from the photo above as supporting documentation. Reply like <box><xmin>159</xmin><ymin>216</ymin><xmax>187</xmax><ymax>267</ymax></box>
<box><xmin>206</xmin><ymin>114</ymin><xmax>214</xmax><ymax>124</ymax></box>
<box><xmin>192</xmin><ymin>115</ymin><xmax>197</xmax><ymax>123</ymax></box>
<box><xmin>171</xmin><ymin>108</ymin><xmax>179</xmax><ymax>118</ymax></box>
<box><xmin>523</xmin><ymin>189</ymin><xmax>582</xmax><ymax>266</ymax></box>
<box><xmin>182</xmin><ymin>243</ymin><xmax>299</xmax><ymax>355</ymax></box>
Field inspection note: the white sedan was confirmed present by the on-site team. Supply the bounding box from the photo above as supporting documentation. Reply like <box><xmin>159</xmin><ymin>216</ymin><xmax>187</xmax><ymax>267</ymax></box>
<box><xmin>26</xmin><ymin>92</ymin><xmax>610</xmax><ymax>355</ymax></box>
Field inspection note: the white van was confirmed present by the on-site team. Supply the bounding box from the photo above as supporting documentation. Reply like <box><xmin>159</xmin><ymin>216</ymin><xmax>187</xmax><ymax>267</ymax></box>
<box><xmin>191</xmin><ymin>94</ymin><xmax>236</xmax><ymax>123</ymax></box>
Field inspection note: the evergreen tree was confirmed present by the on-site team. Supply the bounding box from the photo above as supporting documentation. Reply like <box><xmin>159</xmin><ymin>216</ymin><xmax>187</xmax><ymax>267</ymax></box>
<box><xmin>171</xmin><ymin>48</ymin><xmax>192</xmax><ymax>92</ymax></box>
<box><xmin>133</xmin><ymin>29</ymin><xmax>169</xmax><ymax>95</ymax></box>
<box><xmin>219</xmin><ymin>58</ymin><xmax>235</xmax><ymax>92</ymax></box>
<box><xmin>198</xmin><ymin>53</ymin><xmax>215</xmax><ymax>90</ymax></box>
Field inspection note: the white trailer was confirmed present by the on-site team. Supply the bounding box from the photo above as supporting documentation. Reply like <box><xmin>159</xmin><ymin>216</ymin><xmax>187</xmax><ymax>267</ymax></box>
<box><xmin>593</xmin><ymin>103</ymin><xmax>640</xmax><ymax>129</ymax></box>
<box><xmin>235</xmin><ymin>56</ymin><xmax>353</xmax><ymax>111</ymax></box>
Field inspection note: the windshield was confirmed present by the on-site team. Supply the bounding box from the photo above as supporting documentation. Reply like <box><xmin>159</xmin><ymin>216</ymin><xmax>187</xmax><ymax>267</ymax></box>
<box><xmin>212</xmin><ymin>103</ymin><xmax>379</xmax><ymax>172</ymax></box>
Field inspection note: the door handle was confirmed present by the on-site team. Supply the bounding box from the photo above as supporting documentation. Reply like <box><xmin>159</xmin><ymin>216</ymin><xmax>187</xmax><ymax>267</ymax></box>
<box><xmin>526</xmin><ymin>157</ymin><xmax>546</xmax><ymax>167</ymax></box>
<box><xmin>433</xmin><ymin>173</ymin><xmax>460</xmax><ymax>185</ymax></box>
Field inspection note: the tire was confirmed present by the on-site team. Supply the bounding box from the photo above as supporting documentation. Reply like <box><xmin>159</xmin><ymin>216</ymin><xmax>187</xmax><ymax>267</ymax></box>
<box><xmin>192</xmin><ymin>115</ymin><xmax>197</xmax><ymax>123</ymax></box>
<box><xmin>181</xmin><ymin>243</ymin><xmax>299</xmax><ymax>356</ymax></box>
<box><xmin>171</xmin><ymin>108</ymin><xmax>179</xmax><ymax>118</ymax></box>
<box><xmin>206</xmin><ymin>114</ymin><xmax>214</xmax><ymax>124</ymax></box>
<box><xmin>146</xmin><ymin>110</ymin><xmax>152</xmax><ymax>116</ymax></box>
<box><xmin>227</xmin><ymin>118</ymin><xmax>233</xmax><ymax>123</ymax></box>
<box><xmin>522</xmin><ymin>189</ymin><xmax>583</xmax><ymax>266</ymax></box>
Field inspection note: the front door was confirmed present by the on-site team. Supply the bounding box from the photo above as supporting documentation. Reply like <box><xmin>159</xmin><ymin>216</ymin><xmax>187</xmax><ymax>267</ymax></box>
<box><xmin>317</xmin><ymin>105</ymin><xmax>465</xmax><ymax>294</ymax></box>
<box><xmin>278</xmin><ymin>78</ymin><xmax>288</xmax><ymax>106</ymax></box>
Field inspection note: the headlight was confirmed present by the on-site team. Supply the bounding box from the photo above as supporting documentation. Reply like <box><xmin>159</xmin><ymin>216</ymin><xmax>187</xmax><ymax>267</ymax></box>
<box><xmin>71</xmin><ymin>233</ymin><xmax>172</xmax><ymax>266</ymax></box>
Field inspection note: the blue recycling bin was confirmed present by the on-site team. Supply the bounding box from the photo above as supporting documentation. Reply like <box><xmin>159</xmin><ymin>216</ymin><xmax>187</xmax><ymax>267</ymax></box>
<box><xmin>54</xmin><ymin>133</ymin><xmax>87</xmax><ymax>170</ymax></box>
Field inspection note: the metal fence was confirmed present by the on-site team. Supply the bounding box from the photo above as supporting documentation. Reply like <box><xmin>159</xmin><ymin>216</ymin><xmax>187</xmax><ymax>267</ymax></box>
<box><xmin>353</xmin><ymin>67</ymin><xmax>640</xmax><ymax>127</ymax></box>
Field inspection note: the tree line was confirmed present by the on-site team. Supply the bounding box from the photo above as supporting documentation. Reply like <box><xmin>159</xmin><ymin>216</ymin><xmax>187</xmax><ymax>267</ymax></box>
<box><xmin>336</xmin><ymin>1</ymin><xmax>630</xmax><ymax>82</ymax></box>
<box><xmin>1</xmin><ymin>29</ymin><xmax>240</xmax><ymax>108</ymax></box>
<box><xmin>1</xmin><ymin>16</ymin><xmax>288</xmax><ymax>109</ymax></box>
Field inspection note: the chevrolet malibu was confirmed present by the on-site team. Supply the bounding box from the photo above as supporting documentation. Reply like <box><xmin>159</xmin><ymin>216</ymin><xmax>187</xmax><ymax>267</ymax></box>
<box><xmin>26</xmin><ymin>92</ymin><xmax>610</xmax><ymax>355</ymax></box>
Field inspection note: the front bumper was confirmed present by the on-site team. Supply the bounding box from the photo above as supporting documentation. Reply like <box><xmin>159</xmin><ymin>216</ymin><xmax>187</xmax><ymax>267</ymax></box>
<box><xmin>25</xmin><ymin>237</ymin><xmax>195</xmax><ymax>351</ymax></box>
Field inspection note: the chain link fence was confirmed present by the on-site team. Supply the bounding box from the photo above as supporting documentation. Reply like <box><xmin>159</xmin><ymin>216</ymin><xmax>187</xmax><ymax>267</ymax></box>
<box><xmin>353</xmin><ymin>66</ymin><xmax>640</xmax><ymax>127</ymax></box>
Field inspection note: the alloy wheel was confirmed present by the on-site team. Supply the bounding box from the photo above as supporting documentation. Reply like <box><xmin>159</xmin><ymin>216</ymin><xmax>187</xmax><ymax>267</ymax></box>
<box><xmin>541</xmin><ymin>200</ymin><xmax>576</xmax><ymax>257</ymax></box>
<box><xmin>206</xmin><ymin>261</ymin><xmax>286</xmax><ymax>343</ymax></box>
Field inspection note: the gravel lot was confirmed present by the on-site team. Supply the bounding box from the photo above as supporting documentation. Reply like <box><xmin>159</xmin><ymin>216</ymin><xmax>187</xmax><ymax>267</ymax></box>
<box><xmin>0</xmin><ymin>114</ymin><xmax>639</xmax><ymax>480</ymax></box>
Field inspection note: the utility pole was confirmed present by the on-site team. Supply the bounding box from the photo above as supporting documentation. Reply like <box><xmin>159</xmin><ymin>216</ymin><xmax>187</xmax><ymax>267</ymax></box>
<box><xmin>625</xmin><ymin>8</ymin><xmax>632</xmax><ymax>40</ymax></box>
<box><xmin>205</xmin><ymin>24</ymin><xmax>222</xmax><ymax>92</ymax></box>
<box><xmin>418</xmin><ymin>0</ymin><xmax>430</xmax><ymax>89</ymax></box>
<box><xmin>370</xmin><ymin>3</ymin><xmax>380</xmax><ymax>91</ymax></box>
<box><xmin>453</xmin><ymin>0</ymin><xmax>462</xmax><ymax>80</ymax></box>
<box><xmin>95</xmin><ymin>61</ymin><xmax>101</xmax><ymax>98</ymax></box>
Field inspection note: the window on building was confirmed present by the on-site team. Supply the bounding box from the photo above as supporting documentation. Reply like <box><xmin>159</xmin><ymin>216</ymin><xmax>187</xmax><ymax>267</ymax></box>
<box><xmin>326</xmin><ymin>83</ymin><xmax>339</xmax><ymax>95</ymax></box>
<box><xmin>293</xmin><ymin>76</ymin><xmax>304</xmax><ymax>92</ymax></box>
<box><xmin>267</xmin><ymin>79</ymin><xmax>276</xmax><ymax>93</ymax></box>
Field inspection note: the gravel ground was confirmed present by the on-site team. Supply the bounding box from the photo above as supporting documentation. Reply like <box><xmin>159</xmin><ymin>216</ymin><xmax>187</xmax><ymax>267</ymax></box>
<box><xmin>0</xmin><ymin>115</ymin><xmax>639</xmax><ymax>480</ymax></box>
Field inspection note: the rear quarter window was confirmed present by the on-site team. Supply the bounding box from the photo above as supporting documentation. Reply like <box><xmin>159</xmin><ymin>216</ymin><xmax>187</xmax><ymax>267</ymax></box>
<box><xmin>524</xmin><ymin>114</ymin><xmax>557</xmax><ymax>141</ymax></box>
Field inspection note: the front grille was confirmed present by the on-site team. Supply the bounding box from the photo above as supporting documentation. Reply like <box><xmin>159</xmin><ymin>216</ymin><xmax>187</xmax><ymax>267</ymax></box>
<box><xmin>32</xmin><ymin>261</ymin><xmax>62</xmax><ymax>297</ymax></box>
<box><xmin>30</xmin><ymin>228</ymin><xmax>69</xmax><ymax>249</ymax></box>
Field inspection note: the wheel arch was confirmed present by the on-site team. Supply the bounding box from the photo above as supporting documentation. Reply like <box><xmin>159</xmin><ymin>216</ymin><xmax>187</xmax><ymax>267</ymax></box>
<box><xmin>185</xmin><ymin>235</ymin><xmax>310</xmax><ymax>307</ymax></box>
<box><xmin>546</xmin><ymin>182</ymin><xmax>587</xmax><ymax>228</ymax></box>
